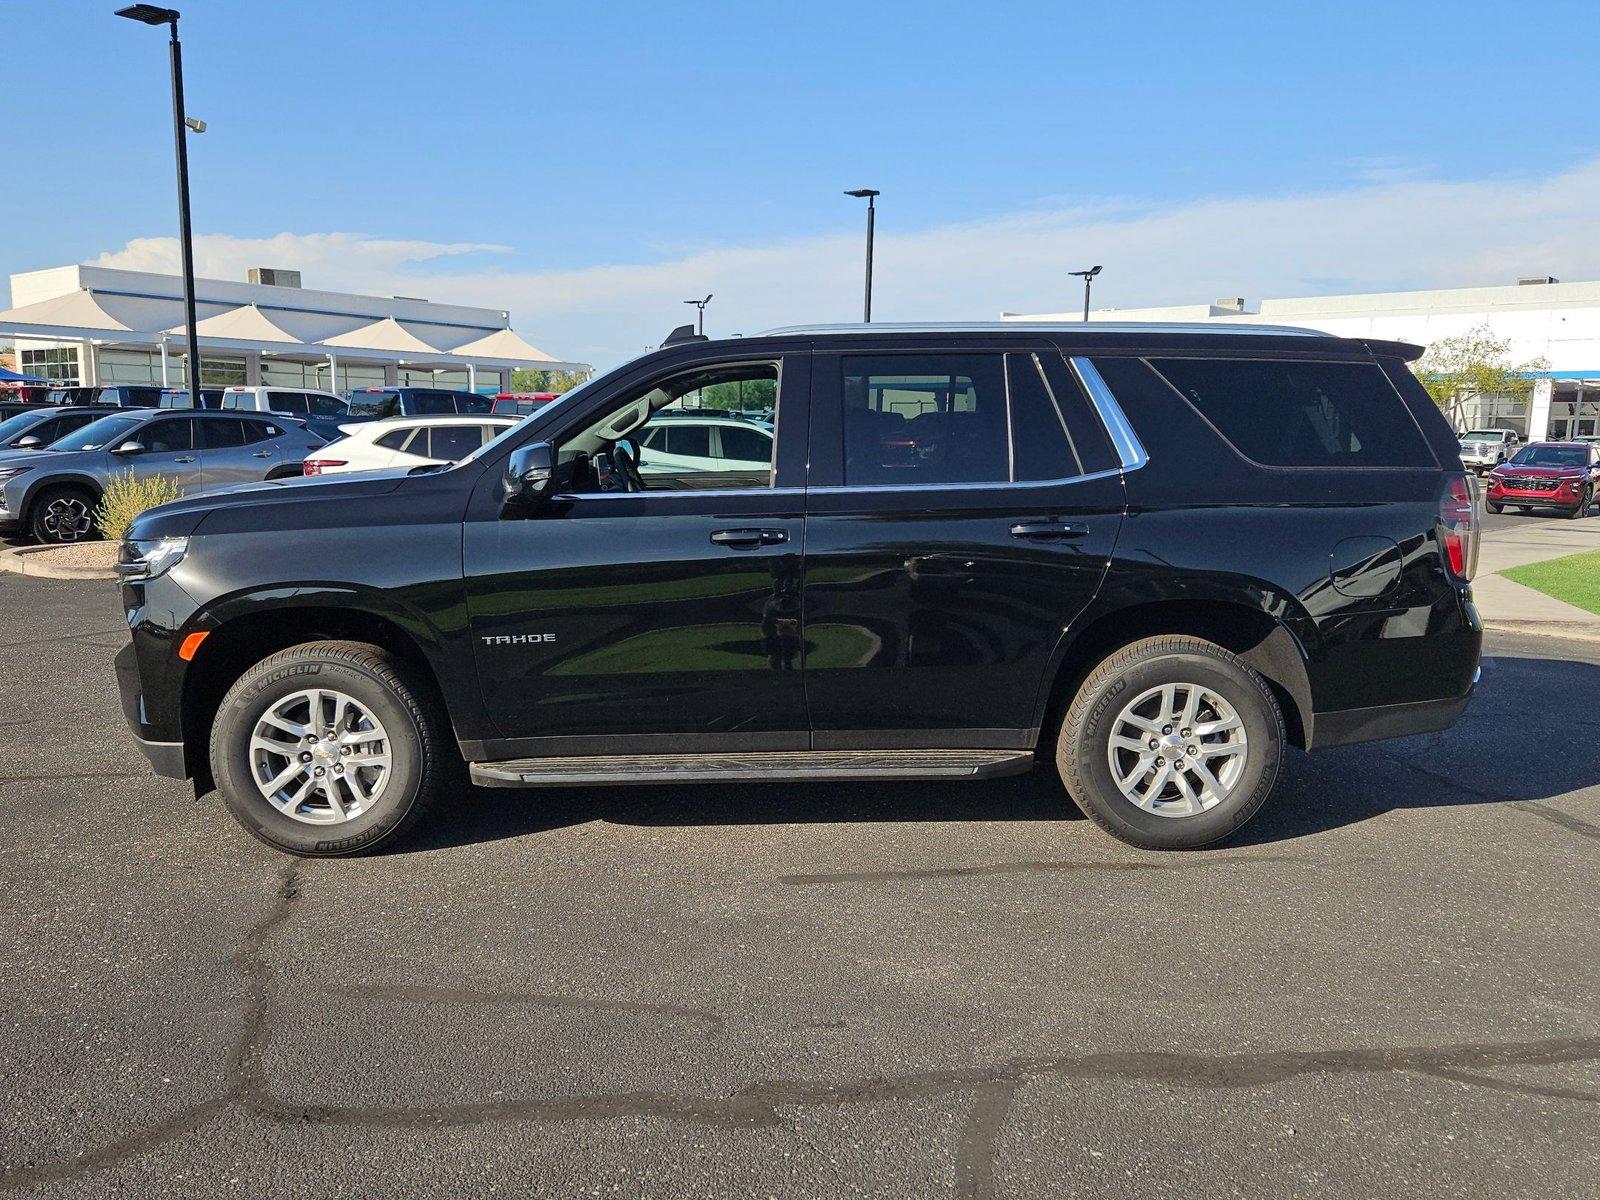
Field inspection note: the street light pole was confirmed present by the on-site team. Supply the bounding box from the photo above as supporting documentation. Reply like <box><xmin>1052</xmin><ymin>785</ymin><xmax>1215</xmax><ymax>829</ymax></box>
<box><xmin>682</xmin><ymin>293</ymin><xmax>713</xmax><ymax>336</ymax></box>
<box><xmin>845</xmin><ymin>189</ymin><xmax>879</xmax><ymax>322</ymax></box>
<box><xmin>1068</xmin><ymin>265</ymin><xmax>1102</xmax><ymax>322</ymax></box>
<box><xmin>117</xmin><ymin>5</ymin><xmax>200</xmax><ymax>393</ymax></box>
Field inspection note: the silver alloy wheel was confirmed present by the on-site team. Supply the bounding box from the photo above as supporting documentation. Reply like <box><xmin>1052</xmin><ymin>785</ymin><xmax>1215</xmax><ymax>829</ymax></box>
<box><xmin>249</xmin><ymin>688</ymin><xmax>393</xmax><ymax>825</ymax></box>
<box><xmin>1106</xmin><ymin>682</ymin><xmax>1249</xmax><ymax>818</ymax></box>
<box><xmin>41</xmin><ymin>497</ymin><xmax>92</xmax><ymax>542</ymax></box>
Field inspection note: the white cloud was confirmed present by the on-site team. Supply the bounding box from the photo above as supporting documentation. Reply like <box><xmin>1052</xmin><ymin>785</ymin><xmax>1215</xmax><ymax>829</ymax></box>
<box><xmin>85</xmin><ymin>158</ymin><xmax>1600</xmax><ymax>367</ymax></box>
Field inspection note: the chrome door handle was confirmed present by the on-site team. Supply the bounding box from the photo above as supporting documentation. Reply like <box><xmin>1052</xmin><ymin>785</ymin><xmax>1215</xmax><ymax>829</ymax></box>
<box><xmin>1010</xmin><ymin>521</ymin><xmax>1088</xmax><ymax>540</ymax></box>
<box><xmin>710</xmin><ymin>528</ymin><xmax>789</xmax><ymax>548</ymax></box>
<box><xmin>252</xmin><ymin>450</ymin><xmax>271</xmax><ymax>458</ymax></box>
<box><xmin>174</xmin><ymin>456</ymin><xmax>197</xmax><ymax>463</ymax></box>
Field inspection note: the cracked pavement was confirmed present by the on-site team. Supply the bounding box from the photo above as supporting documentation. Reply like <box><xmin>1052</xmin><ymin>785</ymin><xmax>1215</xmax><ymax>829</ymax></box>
<box><xmin>0</xmin><ymin>572</ymin><xmax>1596</xmax><ymax>1197</ymax></box>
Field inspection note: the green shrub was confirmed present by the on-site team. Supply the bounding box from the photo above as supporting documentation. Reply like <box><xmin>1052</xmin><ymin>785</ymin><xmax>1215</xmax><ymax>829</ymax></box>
<box><xmin>93</xmin><ymin>470</ymin><xmax>186</xmax><ymax>540</ymax></box>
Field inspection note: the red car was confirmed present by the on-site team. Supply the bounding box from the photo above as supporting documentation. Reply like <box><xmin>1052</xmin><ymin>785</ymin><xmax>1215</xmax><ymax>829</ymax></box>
<box><xmin>1485</xmin><ymin>441</ymin><xmax>1600</xmax><ymax>518</ymax></box>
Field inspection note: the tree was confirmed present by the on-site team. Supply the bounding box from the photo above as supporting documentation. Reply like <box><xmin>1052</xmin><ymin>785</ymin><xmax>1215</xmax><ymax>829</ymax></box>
<box><xmin>510</xmin><ymin>368</ymin><xmax>587</xmax><ymax>394</ymax></box>
<box><xmin>1409</xmin><ymin>324</ymin><xmax>1547</xmax><ymax>429</ymax></box>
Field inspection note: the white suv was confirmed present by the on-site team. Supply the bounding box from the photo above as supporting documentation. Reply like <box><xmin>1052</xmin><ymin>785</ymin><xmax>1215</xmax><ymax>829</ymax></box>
<box><xmin>302</xmin><ymin>415</ymin><xmax>517</xmax><ymax>475</ymax></box>
<box><xmin>637</xmin><ymin>414</ymin><xmax>774</xmax><ymax>475</ymax></box>
<box><xmin>220</xmin><ymin>386</ymin><xmax>351</xmax><ymax>440</ymax></box>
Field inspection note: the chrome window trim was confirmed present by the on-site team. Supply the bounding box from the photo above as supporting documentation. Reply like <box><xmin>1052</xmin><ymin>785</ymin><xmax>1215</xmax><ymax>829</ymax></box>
<box><xmin>1069</xmin><ymin>356</ymin><xmax>1149</xmax><ymax>472</ymax></box>
<box><xmin>806</xmin><ymin>466</ymin><xmax>1125</xmax><ymax>497</ymax></box>
<box><xmin>551</xmin><ymin>486</ymin><xmax>804</xmax><ymax>502</ymax></box>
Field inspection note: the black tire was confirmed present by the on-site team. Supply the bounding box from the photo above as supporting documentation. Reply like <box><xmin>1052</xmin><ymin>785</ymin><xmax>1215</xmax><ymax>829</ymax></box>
<box><xmin>209</xmin><ymin>641</ymin><xmax>448</xmax><ymax>857</ymax></box>
<box><xmin>1486</xmin><ymin>502</ymin><xmax>1503</xmax><ymax>514</ymax></box>
<box><xmin>28</xmin><ymin>484</ymin><xmax>98</xmax><ymax>544</ymax></box>
<box><xmin>1057</xmin><ymin>636</ymin><xmax>1284</xmax><ymax>850</ymax></box>
<box><xmin>1566</xmin><ymin>488</ymin><xmax>1589</xmax><ymax>519</ymax></box>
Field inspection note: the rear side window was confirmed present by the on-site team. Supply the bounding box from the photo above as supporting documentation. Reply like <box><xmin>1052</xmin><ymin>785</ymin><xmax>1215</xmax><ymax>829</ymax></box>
<box><xmin>268</xmin><ymin>390</ymin><xmax>309</xmax><ymax>414</ymax></box>
<box><xmin>427</xmin><ymin>425</ymin><xmax>481</xmax><ymax>460</ymax></box>
<box><xmin>348</xmin><ymin>391</ymin><xmax>401</xmax><ymax>418</ymax></box>
<box><xmin>375</xmin><ymin>428</ymin><xmax>412</xmax><ymax>451</ymax></box>
<box><xmin>842</xmin><ymin>354</ymin><xmax>1008</xmax><ymax>486</ymax></box>
<box><xmin>718</xmin><ymin>424</ymin><xmax>771</xmax><ymax>464</ymax></box>
<box><xmin>198</xmin><ymin>419</ymin><xmax>246</xmax><ymax>448</ymax></box>
<box><xmin>240</xmin><ymin>420</ymin><xmax>276</xmax><ymax>444</ymax></box>
<box><xmin>1007</xmin><ymin>353</ymin><xmax>1082</xmax><ymax>481</ymax></box>
<box><xmin>455</xmin><ymin>393</ymin><xmax>493</xmax><ymax>414</ymax></box>
<box><xmin>410</xmin><ymin>392</ymin><xmax>456</xmax><ymax>415</ymax></box>
<box><xmin>1147</xmin><ymin>358</ymin><xmax>1433</xmax><ymax>468</ymax></box>
<box><xmin>306</xmin><ymin>393</ymin><xmax>346</xmax><ymax>416</ymax></box>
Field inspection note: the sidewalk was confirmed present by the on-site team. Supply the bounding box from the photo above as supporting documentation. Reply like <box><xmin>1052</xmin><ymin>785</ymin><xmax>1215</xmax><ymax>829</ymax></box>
<box><xmin>1473</xmin><ymin>520</ymin><xmax>1600</xmax><ymax>641</ymax></box>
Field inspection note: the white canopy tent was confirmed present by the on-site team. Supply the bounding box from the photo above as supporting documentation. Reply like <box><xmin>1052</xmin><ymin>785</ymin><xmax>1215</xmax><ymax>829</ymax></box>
<box><xmin>0</xmin><ymin>265</ymin><xmax>588</xmax><ymax>392</ymax></box>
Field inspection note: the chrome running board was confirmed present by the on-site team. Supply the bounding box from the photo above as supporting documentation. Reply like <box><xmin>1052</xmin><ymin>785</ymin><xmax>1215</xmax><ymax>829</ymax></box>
<box><xmin>469</xmin><ymin>748</ymin><xmax>1034</xmax><ymax>788</ymax></box>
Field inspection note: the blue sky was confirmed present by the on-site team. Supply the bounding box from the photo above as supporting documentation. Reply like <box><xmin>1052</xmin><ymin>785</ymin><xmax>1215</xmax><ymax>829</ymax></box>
<box><xmin>7</xmin><ymin>0</ymin><xmax>1600</xmax><ymax>365</ymax></box>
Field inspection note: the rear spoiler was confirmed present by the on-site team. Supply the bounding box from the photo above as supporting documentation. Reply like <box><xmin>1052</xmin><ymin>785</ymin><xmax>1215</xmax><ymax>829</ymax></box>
<box><xmin>1361</xmin><ymin>338</ymin><xmax>1425</xmax><ymax>363</ymax></box>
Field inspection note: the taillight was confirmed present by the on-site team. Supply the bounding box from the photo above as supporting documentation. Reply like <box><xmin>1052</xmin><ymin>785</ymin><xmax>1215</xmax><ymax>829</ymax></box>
<box><xmin>1438</xmin><ymin>474</ymin><xmax>1479</xmax><ymax>582</ymax></box>
<box><xmin>302</xmin><ymin>459</ymin><xmax>346</xmax><ymax>476</ymax></box>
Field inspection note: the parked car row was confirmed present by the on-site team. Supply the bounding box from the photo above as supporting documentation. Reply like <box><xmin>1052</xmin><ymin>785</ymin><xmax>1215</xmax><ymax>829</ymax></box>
<box><xmin>0</xmin><ymin>408</ymin><xmax>324</xmax><ymax>544</ymax></box>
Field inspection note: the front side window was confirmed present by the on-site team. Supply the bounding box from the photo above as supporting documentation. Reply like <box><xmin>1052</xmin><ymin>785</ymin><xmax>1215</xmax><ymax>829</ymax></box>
<box><xmin>1148</xmin><ymin>358</ymin><xmax>1433</xmax><ymax>469</ymax></box>
<box><xmin>409</xmin><ymin>393</ymin><xmax>456</xmax><ymax>416</ymax></box>
<box><xmin>51</xmin><ymin>414</ymin><xmax>144</xmax><ymax>451</ymax></box>
<box><xmin>841</xmin><ymin>354</ymin><xmax>1008</xmax><ymax>486</ymax></box>
<box><xmin>558</xmin><ymin>362</ymin><xmax>780</xmax><ymax>492</ymax></box>
<box><xmin>455</xmin><ymin>393</ymin><xmax>493</xmax><ymax>414</ymax></box>
<box><xmin>140</xmin><ymin>419</ymin><xmax>193</xmax><ymax>453</ymax></box>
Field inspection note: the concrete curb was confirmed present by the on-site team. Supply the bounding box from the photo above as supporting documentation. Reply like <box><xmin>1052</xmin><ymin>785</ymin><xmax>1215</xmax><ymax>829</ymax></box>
<box><xmin>1482</xmin><ymin>618</ymin><xmax>1600</xmax><ymax>645</ymax></box>
<box><xmin>0</xmin><ymin>544</ymin><xmax>117</xmax><ymax>581</ymax></box>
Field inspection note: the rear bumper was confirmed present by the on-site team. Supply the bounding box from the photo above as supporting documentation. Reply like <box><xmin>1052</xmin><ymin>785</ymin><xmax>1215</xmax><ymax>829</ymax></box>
<box><xmin>1310</xmin><ymin>690</ymin><xmax>1472</xmax><ymax>749</ymax></box>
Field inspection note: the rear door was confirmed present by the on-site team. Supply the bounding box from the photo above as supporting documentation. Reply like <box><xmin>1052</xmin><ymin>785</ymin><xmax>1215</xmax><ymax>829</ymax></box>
<box><xmin>802</xmin><ymin>345</ymin><xmax>1125</xmax><ymax>748</ymax></box>
<box><xmin>198</xmin><ymin>416</ymin><xmax>279</xmax><ymax>485</ymax></box>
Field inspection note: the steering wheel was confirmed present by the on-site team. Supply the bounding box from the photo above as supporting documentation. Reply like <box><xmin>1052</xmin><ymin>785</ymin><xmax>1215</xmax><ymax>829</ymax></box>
<box><xmin>612</xmin><ymin>439</ymin><xmax>645</xmax><ymax>493</ymax></box>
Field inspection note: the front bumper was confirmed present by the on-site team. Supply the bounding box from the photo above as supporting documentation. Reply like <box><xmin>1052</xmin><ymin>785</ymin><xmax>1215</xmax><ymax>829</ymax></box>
<box><xmin>1488</xmin><ymin>484</ymin><xmax>1585</xmax><ymax>509</ymax></box>
<box><xmin>115</xmin><ymin>639</ymin><xmax>190</xmax><ymax>779</ymax></box>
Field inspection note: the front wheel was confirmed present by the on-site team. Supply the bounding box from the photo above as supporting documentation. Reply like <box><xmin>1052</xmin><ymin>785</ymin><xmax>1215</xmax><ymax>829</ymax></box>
<box><xmin>1486</xmin><ymin>502</ymin><xmax>1504</xmax><ymax>514</ymax></box>
<box><xmin>29</xmin><ymin>484</ymin><xmax>98</xmax><ymax>544</ymax></box>
<box><xmin>209</xmin><ymin>641</ymin><xmax>449</xmax><ymax>856</ymax></box>
<box><xmin>1057</xmin><ymin>636</ymin><xmax>1284</xmax><ymax>850</ymax></box>
<box><xmin>1567</xmin><ymin>488</ymin><xmax>1590</xmax><ymax>519</ymax></box>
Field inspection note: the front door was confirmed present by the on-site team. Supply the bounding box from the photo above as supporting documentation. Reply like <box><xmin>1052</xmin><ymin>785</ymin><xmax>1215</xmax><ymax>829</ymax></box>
<box><xmin>802</xmin><ymin>346</ymin><xmax>1125</xmax><ymax>748</ymax></box>
<box><xmin>128</xmin><ymin>415</ymin><xmax>203</xmax><ymax>492</ymax></box>
<box><xmin>463</xmin><ymin>352</ymin><xmax>810</xmax><ymax>756</ymax></box>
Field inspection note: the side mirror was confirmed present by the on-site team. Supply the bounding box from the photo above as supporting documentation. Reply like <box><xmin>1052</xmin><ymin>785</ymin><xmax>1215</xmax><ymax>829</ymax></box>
<box><xmin>111</xmin><ymin>440</ymin><xmax>145</xmax><ymax>456</ymax></box>
<box><xmin>13</xmin><ymin>435</ymin><xmax>41</xmax><ymax>449</ymax></box>
<box><xmin>502</xmin><ymin>441</ymin><xmax>554</xmax><ymax>503</ymax></box>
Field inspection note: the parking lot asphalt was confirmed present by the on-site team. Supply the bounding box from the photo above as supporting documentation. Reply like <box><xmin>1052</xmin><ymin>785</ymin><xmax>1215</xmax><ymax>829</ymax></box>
<box><xmin>0</xmin><ymin>572</ymin><xmax>1596</xmax><ymax>1198</ymax></box>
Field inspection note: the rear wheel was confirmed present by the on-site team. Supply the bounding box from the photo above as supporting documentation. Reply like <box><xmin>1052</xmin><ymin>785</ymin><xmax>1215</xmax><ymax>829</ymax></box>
<box><xmin>29</xmin><ymin>484</ymin><xmax>98</xmax><ymax>544</ymax></box>
<box><xmin>1486</xmin><ymin>502</ymin><xmax>1503</xmax><ymax>514</ymax></box>
<box><xmin>1057</xmin><ymin>636</ymin><xmax>1284</xmax><ymax>850</ymax></box>
<box><xmin>209</xmin><ymin>641</ymin><xmax>449</xmax><ymax>856</ymax></box>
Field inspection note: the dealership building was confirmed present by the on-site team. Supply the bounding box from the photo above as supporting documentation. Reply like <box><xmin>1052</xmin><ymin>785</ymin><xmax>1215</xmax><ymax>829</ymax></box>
<box><xmin>1005</xmin><ymin>277</ymin><xmax>1600</xmax><ymax>441</ymax></box>
<box><xmin>0</xmin><ymin>264</ymin><xmax>587</xmax><ymax>394</ymax></box>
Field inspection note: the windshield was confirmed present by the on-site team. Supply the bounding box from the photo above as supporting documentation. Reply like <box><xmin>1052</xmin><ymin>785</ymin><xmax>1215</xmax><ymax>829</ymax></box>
<box><xmin>348</xmin><ymin>391</ymin><xmax>401</xmax><ymax>418</ymax></box>
<box><xmin>48</xmin><ymin>414</ymin><xmax>144</xmax><ymax>452</ymax></box>
<box><xmin>1460</xmin><ymin>432</ymin><xmax>1502</xmax><ymax>443</ymax></box>
<box><xmin>1509</xmin><ymin>445</ymin><xmax>1587</xmax><ymax>468</ymax></box>
<box><xmin>0</xmin><ymin>411</ymin><xmax>46</xmax><ymax>443</ymax></box>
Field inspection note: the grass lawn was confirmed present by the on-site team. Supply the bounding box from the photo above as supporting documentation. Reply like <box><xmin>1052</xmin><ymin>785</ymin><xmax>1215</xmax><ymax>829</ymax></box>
<box><xmin>1502</xmin><ymin>549</ymin><xmax>1600</xmax><ymax>616</ymax></box>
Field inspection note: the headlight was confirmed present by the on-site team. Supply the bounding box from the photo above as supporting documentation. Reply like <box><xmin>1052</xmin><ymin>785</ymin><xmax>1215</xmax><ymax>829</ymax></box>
<box><xmin>0</xmin><ymin>466</ymin><xmax>32</xmax><ymax>483</ymax></box>
<box><xmin>114</xmin><ymin>536</ymin><xmax>189</xmax><ymax>583</ymax></box>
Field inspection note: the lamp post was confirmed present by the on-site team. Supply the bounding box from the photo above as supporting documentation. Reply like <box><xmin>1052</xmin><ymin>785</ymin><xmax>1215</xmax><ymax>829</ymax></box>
<box><xmin>683</xmin><ymin>293</ymin><xmax>713</xmax><ymax>336</ymax></box>
<box><xmin>844</xmin><ymin>188</ymin><xmax>879</xmax><ymax>322</ymax></box>
<box><xmin>115</xmin><ymin>4</ymin><xmax>201</xmax><ymax>392</ymax></box>
<box><xmin>1068</xmin><ymin>265</ymin><xmax>1102</xmax><ymax>322</ymax></box>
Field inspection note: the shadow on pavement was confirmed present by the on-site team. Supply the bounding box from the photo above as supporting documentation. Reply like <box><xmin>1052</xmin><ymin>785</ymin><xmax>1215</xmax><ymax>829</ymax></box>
<box><xmin>399</xmin><ymin>654</ymin><xmax>1600</xmax><ymax>855</ymax></box>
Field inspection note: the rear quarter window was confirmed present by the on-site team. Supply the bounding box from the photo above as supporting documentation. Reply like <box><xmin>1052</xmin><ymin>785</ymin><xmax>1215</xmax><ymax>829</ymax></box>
<box><xmin>1146</xmin><ymin>358</ymin><xmax>1434</xmax><ymax>469</ymax></box>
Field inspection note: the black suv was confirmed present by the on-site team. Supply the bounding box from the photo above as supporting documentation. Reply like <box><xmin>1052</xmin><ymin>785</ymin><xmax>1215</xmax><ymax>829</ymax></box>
<box><xmin>114</xmin><ymin>323</ymin><xmax>1481</xmax><ymax>857</ymax></box>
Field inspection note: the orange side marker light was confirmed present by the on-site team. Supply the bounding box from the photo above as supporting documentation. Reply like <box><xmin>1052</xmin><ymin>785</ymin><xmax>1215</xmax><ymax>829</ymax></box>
<box><xmin>178</xmin><ymin>631</ymin><xmax>210</xmax><ymax>661</ymax></box>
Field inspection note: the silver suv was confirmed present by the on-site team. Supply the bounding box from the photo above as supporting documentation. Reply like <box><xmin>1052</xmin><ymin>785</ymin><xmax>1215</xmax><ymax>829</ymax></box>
<box><xmin>1459</xmin><ymin>428</ymin><xmax>1520</xmax><ymax>474</ymax></box>
<box><xmin>0</xmin><ymin>410</ymin><xmax>321</xmax><ymax>543</ymax></box>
